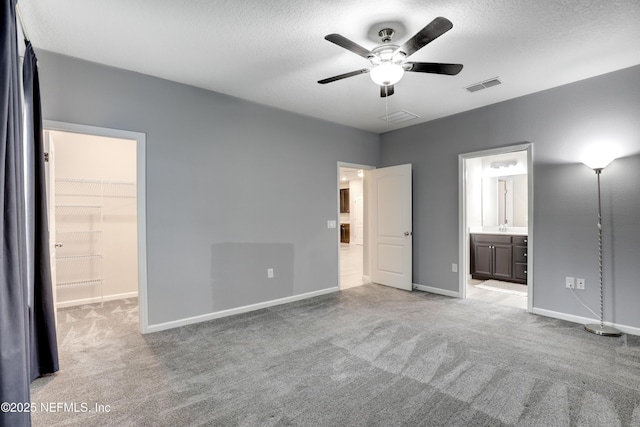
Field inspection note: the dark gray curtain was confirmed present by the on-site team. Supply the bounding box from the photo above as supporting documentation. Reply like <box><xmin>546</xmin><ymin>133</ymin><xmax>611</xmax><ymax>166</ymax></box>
<box><xmin>23</xmin><ymin>40</ymin><xmax>59</xmax><ymax>380</ymax></box>
<box><xmin>0</xmin><ymin>0</ymin><xmax>32</xmax><ymax>425</ymax></box>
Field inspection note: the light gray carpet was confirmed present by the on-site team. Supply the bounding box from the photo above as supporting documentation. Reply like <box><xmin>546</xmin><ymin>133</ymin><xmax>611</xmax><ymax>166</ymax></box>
<box><xmin>31</xmin><ymin>284</ymin><xmax>640</xmax><ymax>426</ymax></box>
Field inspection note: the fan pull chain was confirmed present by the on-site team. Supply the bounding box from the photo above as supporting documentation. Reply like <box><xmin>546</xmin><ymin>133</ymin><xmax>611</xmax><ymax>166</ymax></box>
<box><xmin>385</xmin><ymin>87</ymin><xmax>389</xmax><ymax>126</ymax></box>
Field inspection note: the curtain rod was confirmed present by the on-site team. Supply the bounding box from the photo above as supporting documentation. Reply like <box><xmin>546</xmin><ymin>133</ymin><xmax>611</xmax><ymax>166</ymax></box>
<box><xmin>15</xmin><ymin>3</ymin><xmax>31</xmax><ymax>42</ymax></box>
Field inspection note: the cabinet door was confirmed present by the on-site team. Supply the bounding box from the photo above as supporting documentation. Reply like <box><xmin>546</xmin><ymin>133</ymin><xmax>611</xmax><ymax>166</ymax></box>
<box><xmin>493</xmin><ymin>244</ymin><xmax>513</xmax><ymax>279</ymax></box>
<box><xmin>340</xmin><ymin>224</ymin><xmax>350</xmax><ymax>243</ymax></box>
<box><xmin>340</xmin><ymin>189</ymin><xmax>350</xmax><ymax>213</ymax></box>
<box><xmin>473</xmin><ymin>243</ymin><xmax>493</xmax><ymax>277</ymax></box>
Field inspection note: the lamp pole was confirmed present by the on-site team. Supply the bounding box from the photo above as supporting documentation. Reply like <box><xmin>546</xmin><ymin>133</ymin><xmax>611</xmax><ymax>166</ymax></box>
<box><xmin>584</xmin><ymin>167</ymin><xmax>621</xmax><ymax>337</ymax></box>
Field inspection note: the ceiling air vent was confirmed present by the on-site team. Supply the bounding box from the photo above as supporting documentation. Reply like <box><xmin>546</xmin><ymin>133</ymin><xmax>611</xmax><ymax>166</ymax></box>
<box><xmin>466</xmin><ymin>83</ymin><xmax>485</xmax><ymax>92</ymax></box>
<box><xmin>465</xmin><ymin>77</ymin><xmax>502</xmax><ymax>93</ymax></box>
<box><xmin>379</xmin><ymin>110</ymin><xmax>420</xmax><ymax>124</ymax></box>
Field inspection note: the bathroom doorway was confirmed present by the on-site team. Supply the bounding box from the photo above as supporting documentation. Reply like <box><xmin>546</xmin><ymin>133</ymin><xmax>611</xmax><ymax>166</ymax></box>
<box><xmin>458</xmin><ymin>144</ymin><xmax>533</xmax><ymax>311</ymax></box>
<box><xmin>337</xmin><ymin>162</ymin><xmax>373</xmax><ymax>289</ymax></box>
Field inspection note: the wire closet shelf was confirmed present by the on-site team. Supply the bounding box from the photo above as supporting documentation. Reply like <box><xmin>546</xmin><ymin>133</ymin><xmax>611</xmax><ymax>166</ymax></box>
<box><xmin>54</xmin><ymin>178</ymin><xmax>136</xmax><ymax>304</ymax></box>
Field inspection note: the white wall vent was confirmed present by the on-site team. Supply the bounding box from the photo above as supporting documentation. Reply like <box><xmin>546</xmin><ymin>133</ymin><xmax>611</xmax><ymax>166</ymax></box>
<box><xmin>465</xmin><ymin>77</ymin><xmax>502</xmax><ymax>93</ymax></box>
<box><xmin>379</xmin><ymin>110</ymin><xmax>420</xmax><ymax>124</ymax></box>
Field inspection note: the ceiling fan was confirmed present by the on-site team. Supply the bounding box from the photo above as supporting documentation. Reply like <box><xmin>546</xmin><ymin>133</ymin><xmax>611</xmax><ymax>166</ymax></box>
<box><xmin>318</xmin><ymin>17</ymin><xmax>463</xmax><ymax>97</ymax></box>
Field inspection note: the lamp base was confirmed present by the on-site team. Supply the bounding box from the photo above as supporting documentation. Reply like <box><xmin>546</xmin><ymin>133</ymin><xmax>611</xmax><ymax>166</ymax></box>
<box><xmin>585</xmin><ymin>324</ymin><xmax>622</xmax><ymax>337</ymax></box>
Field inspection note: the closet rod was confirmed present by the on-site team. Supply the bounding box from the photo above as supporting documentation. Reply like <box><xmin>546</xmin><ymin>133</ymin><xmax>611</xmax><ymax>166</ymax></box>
<box><xmin>15</xmin><ymin>4</ymin><xmax>30</xmax><ymax>42</ymax></box>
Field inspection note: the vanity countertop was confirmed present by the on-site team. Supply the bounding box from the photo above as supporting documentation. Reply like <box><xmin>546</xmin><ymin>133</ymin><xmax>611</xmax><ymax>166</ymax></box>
<box><xmin>469</xmin><ymin>227</ymin><xmax>528</xmax><ymax>236</ymax></box>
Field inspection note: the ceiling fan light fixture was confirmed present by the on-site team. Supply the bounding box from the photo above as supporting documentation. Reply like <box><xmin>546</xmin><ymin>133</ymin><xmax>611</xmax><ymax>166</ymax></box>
<box><xmin>319</xmin><ymin>17</ymin><xmax>461</xmax><ymax>96</ymax></box>
<box><xmin>392</xmin><ymin>50</ymin><xmax>406</xmax><ymax>63</ymax></box>
<box><xmin>370</xmin><ymin>62</ymin><xmax>404</xmax><ymax>86</ymax></box>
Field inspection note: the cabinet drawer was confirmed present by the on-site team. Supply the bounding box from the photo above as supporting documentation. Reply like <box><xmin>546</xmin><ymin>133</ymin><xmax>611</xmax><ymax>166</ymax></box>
<box><xmin>472</xmin><ymin>234</ymin><xmax>512</xmax><ymax>244</ymax></box>
<box><xmin>514</xmin><ymin>262</ymin><xmax>528</xmax><ymax>281</ymax></box>
<box><xmin>513</xmin><ymin>236</ymin><xmax>528</xmax><ymax>246</ymax></box>
<box><xmin>513</xmin><ymin>245</ymin><xmax>527</xmax><ymax>263</ymax></box>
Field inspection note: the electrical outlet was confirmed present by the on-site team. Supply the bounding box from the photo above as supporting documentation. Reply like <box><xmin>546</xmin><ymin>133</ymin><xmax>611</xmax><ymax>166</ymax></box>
<box><xmin>576</xmin><ymin>278</ymin><xmax>585</xmax><ymax>290</ymax></box>
<box><xmin>565</xmin><ymin>277</ymin><xmax>575</xmax><ymax>289</ymax></box>
<box><xmin>267</xmin><ymin>268</ymin><xmax>274</xmax><ymax>279</ymax></box>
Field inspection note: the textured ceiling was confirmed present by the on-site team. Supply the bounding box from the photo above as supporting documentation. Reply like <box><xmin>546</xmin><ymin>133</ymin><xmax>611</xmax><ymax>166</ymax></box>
<box><xmin>17</xmin><ymin>0</ymin><xmax>640</xmax><ymax>134</ymax></box>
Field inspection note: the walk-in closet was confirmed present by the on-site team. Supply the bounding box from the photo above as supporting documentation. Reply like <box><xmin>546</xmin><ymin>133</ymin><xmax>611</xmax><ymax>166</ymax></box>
<box><xmin>47</xmin><ymin>130</ymin><xmax>138</xmax><ymax>308</ymax></box>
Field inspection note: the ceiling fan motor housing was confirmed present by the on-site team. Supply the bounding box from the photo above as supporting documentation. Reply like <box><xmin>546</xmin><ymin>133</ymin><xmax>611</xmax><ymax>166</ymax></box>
<box><xmin>378</xmin><ymin>28</ymin><xmax>395</xmax><ymax>43</ymax></box>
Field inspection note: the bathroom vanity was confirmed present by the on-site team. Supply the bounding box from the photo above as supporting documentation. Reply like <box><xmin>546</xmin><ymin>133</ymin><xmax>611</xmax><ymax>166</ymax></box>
<box><xmin>470</xmin><ymin>233</ymin><xmax>528</xmax><ymax>284</ymax></box>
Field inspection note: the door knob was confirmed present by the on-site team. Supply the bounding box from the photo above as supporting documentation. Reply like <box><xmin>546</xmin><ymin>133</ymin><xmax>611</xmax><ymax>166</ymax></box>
<box><xmin>404</xmin><ymin>231</ymin><xmax>412</xmax><ymax>236</ymax></box>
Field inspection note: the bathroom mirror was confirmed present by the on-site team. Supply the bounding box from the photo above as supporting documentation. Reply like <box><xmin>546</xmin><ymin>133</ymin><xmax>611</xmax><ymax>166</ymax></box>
<box><xmin>482</xmin><ymin>173</ymin><xmax>527</xmax><ymax>227</ymax></box>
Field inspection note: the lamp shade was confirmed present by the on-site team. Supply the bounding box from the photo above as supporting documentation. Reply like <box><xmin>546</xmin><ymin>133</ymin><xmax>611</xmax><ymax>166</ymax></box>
<box><xmin>582</xmin><ymin>155</ymin><xmax>615</xmax><ymax>171</ymax></box>
<box><xmin>370</xmin><ymin>62</ymin><xmax>404</xmax><ymax>86</ymax></box>
<box><xmin>581</xmin><ymin>144</ymin><xmax>617</xmax><ymax>170</ymax></box>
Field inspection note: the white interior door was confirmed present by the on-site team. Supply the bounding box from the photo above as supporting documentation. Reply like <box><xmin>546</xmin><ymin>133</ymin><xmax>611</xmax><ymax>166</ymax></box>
<box><xmin>367</xmin><ymin>164</ymin><xmax>412</xmax><ymax>291</ymax></box>
<box><xmin>44</xmin><ymin>132</ymin><xmax>58</xmax><ymax>323</ymax></box>
<box><xmin>352</xmin><ymin>194</ymin><xmax>364</xmax><ymax>245</ymax></box>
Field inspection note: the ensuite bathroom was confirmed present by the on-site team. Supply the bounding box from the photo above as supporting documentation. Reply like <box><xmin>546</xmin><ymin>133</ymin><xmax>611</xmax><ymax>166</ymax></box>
<box><xmin>465</xmin><ymin>150</ymin><xmax>529</xmax><ymax>308</ymax></box>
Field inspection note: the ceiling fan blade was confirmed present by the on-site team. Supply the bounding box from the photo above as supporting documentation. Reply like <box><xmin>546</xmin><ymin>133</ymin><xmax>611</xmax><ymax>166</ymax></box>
<box><xmin>318</xmin><ymin>68</ymin><xmax>370</xmax><ymax>84</ymax></box>
<box><xmin>380</xmin><ymin>85</ymin><xmax>394</xmax><ymax>97</ymax></box>
<box><xmin>399</xmin><ymin>17</ymin><xmax>453</xmax><ymax>58</ymax></box>
<box><xmin>404</xmin><ymin>62</ymin><xmax>463</xmax><ymax>75</ymax></box>
<box><xmin>325</xmin><ymin>34</ymin><xmax>373</xmax><ymax>59</ymax></box>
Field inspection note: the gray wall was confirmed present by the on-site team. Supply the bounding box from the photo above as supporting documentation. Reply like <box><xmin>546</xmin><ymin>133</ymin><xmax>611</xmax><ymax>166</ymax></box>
<box><xmin>380</xmin><ymin>65</ymin><xmax>640</xmax><ymax>328</ymax></box>
<box><xmin>35</xmin><ymin>48</ymin><xmax>640</xmax><ymax>330</ymax></box>
<box><xmin>37</xmin><ymin>51</ymin><xmax>380</xmax><ymax>326</ymax></box>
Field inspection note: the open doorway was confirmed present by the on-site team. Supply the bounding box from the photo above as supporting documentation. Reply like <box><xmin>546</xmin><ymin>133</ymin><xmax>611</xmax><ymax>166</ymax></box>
<box><xmin>338</xmin><ymin>163</ymin><xmax>373</xmax><ymax>289</ymax></box>
<box><xmin>458</xmin><ymin>144</ymin><xmax>533</xmax><ymax>311</ymax></box>
<box><xmin>44</xmin><ymin>121</ymin><xmax>149</xmax><ymax>333</ymax></box>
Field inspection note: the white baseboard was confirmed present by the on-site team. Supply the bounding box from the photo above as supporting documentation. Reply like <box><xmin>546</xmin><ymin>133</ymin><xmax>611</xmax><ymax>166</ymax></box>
<box><xmin>146</xmin><ymin>287</ymin><xmax>340</xmax><ymax>334</ymax></box>
<box><xmin>413</xmin><ymin>284</ymin><xmax>461</xmax><ymax>298</ymax></box>
<box><xmin>362</xmin><ymin>275</ymin><xmax>371</xmax><ymax>283</ymax></box>
<box><xmin>532</xmin><ymin>307</ymin><xmax>640</xmax><ymax>336</ymax></box>
<box><xmin>56</xmin><ymin>291</ymin><xmax>138</xmax><ymax>309</ymax></box>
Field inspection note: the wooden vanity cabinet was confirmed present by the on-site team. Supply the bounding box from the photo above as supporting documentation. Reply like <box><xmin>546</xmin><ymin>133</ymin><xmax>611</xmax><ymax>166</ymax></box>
<box><xmin>470</xmin><ymin>234</ymin><xmax>528</xmax><ymax>284</ymax></box>
<box><xmin>470</xmin><ymin>234</ymin><xmax>512</xmax><ymax>281</ymax></box>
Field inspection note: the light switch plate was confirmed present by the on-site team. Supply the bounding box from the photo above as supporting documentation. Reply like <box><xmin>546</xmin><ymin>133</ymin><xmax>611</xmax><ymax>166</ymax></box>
<box><xmin>327</xmin><ymin>220</ymin><xmax>336</xmax><ymax>229</ymax></box>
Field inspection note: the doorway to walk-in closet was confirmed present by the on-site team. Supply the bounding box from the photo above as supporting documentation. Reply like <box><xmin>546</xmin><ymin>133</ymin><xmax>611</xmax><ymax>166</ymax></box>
<box><xmin>45</xmin><ymin>123</ymin><xmax>145</xmax><ymax>336</ymax></box>
<box><xmin>338</xmin><ymin>163</ymin><xmax>372</xmax><ymax>290</ymax></box>
<box><xmin>459</xmin><ymin>144</ymin><xmax>533</xmax><ymax>311</ymax></box>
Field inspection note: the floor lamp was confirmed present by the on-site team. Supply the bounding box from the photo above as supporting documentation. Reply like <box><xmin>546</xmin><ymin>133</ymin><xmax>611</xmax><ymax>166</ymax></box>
<box><xmin>582</xmin><ymin>158</ymin><xmax>622</xmax><ymax>337</ymax></box>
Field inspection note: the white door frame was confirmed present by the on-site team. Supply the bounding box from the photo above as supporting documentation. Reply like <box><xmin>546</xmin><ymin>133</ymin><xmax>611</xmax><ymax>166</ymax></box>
<box><xmin>337</xmin><ymin>162</ymin><xmax>374</xmax><ymax>288</ymax></box>
<box><xmin>44</xmin><ymin>120</ymin><xmax>150</xmax><ymax>333</ymax></box>
<box><xmin>458</xmin><ymin>143</ymin><xmax>534</xmax><ymax>312</ymax></box>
